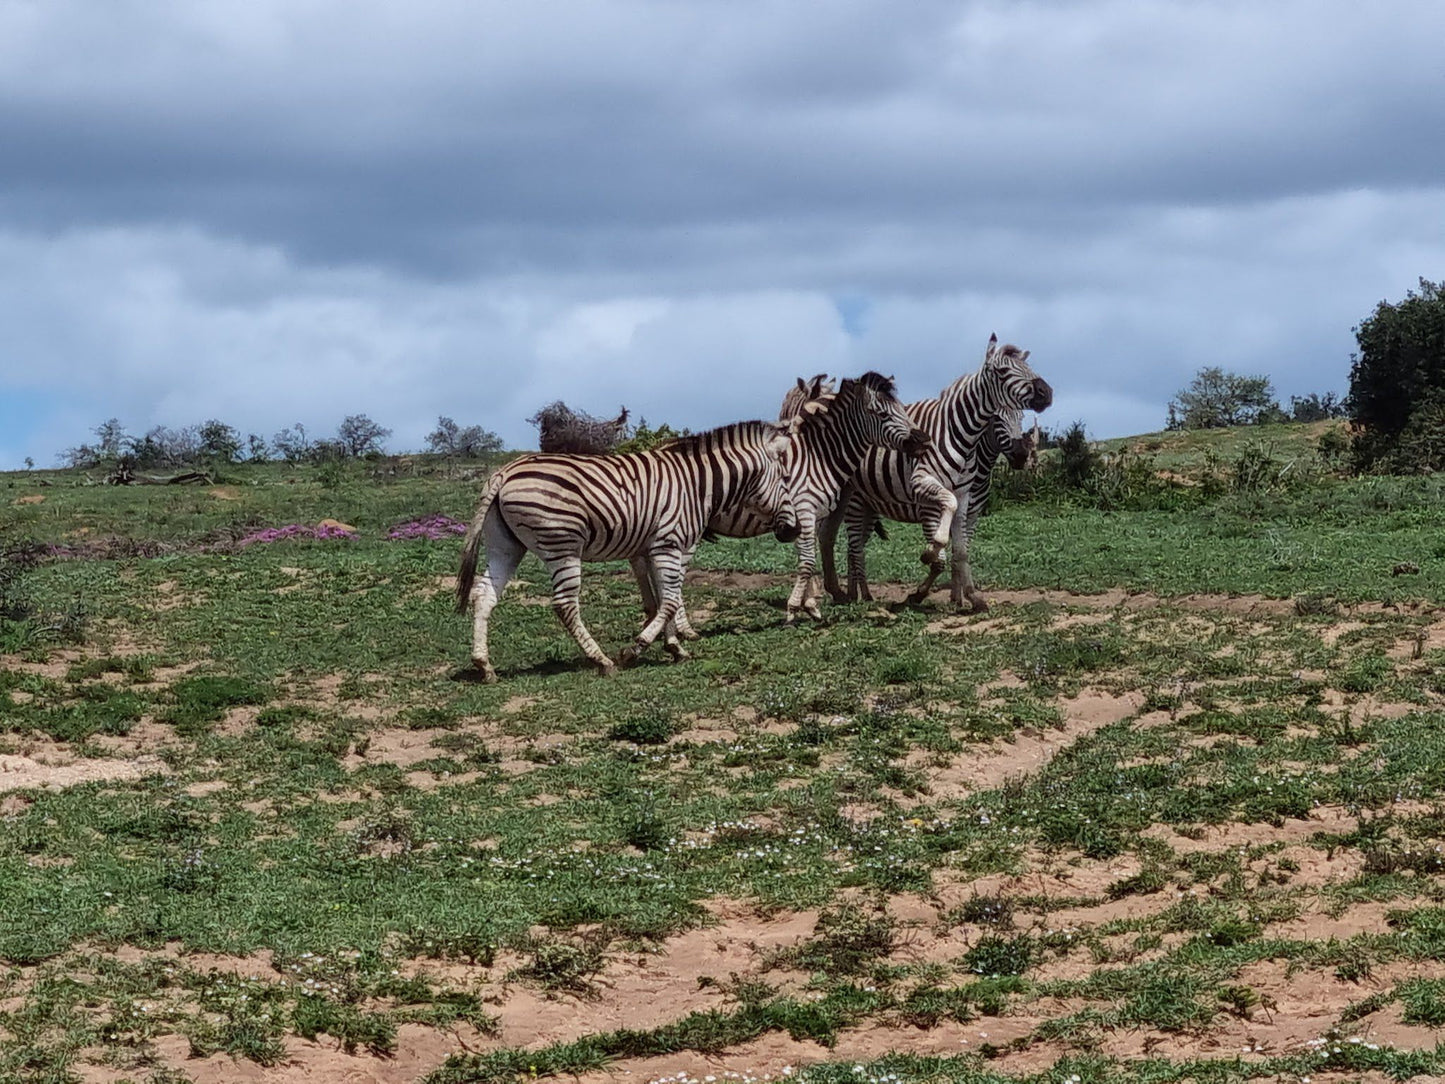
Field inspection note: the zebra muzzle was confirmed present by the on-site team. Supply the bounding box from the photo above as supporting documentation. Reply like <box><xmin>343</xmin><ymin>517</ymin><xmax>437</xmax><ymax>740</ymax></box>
<box><xmin>904</xmin><ymin>428</ymin><xmax>931</xmax><ymax>455</ymax></box>
<box><xmin>773</xmin><ymin>522</ymin><xmax>802</xmax><ymax>544</ymax></box>
<box><xmin>1029</xmin><ymin>378</ymin><xmax>1054</xmax><ymax>412</ymax></box>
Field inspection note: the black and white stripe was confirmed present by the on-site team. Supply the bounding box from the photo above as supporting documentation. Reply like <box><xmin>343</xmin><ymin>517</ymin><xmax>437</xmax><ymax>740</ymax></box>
<box><xmin>827</xmin><ymin>409</ymin><xmax>1035</xmax><ymax>610</ymax></box>
<box><xmin>631</xmin><ymin>372</ymin><xmax>929</xmax><ymax>639</ymax></box>
<box><xmin>820</xmin><ymin>335</ymin><xmax>1052</xmax><ymax>611</ymax></box>
<box><xmin>456</xmin><ymin>420</ymin><xmax>800</xmax><ymax>681</ymax></box>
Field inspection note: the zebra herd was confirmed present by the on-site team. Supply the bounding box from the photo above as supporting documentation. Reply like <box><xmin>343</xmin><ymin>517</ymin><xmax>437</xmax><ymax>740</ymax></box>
<box><xmin>456</xmin><ymin>335</ymin><xmax>1052</xmax><ymax>681</ymax></box>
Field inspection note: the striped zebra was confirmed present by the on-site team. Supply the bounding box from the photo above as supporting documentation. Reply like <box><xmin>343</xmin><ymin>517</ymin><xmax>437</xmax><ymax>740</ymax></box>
<box><xmin>823</xmin><ymin>409</ymin><xmax>1034</xmax><ymax>610</ymax></box>
<box><xmin>777</xmin><ymin>374</ymin><xmax>835</xmax><ymax>421</ymax></box>
<box><xmin>819</xmin><ymin>335</ymin><xmax>1052</xmax><ymax>612</ymax></box>
<box><xmin>456</xmin><ymin>419</ymin><xmax>800</xmax><ymax>681</ymax></box>
<box><xmin>630</xmin><ymin>372</ymin><xmax>929</xmax><ymax>641</ymax></box>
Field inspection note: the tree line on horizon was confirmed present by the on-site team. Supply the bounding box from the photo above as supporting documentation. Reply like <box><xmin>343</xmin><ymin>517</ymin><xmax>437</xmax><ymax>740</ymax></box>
<box><xmin>29</xmin><ymin>278</ymin><xmax>1445</xmax><ymax>477</ymax></box>
<box><xmin>54</xmin><ymin>414</ymin><xmax>504</xmax><ymax>472</ymax></box>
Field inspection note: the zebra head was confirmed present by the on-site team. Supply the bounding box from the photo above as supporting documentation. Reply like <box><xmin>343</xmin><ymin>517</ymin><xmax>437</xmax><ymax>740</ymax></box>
<box><xmin>841</xmin><ymin>371</ymin><xmax>932</xmax><ymax>457</ymax></box>
<box><xmin>739</xmin><ymin>418</ymin><xmax>802</xmax><ymax>543</ymax></box>
<box><xmin>778</xmin><ymin>374</ymin><xmax>836</xmax><ymax>421</ymax></box>
<box><xmin>982</xmin><ymin>334</ymin><xmax>1053</xmax><ymax>414</ymax></box>
<box><xmin>993</xmin><ymin>409</ymin><xmax>1034</xmax><ymax>470</ymax></box>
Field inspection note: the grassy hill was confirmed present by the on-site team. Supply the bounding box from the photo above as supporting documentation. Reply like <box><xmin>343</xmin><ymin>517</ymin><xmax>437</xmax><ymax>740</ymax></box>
<box><xmin>1092</xmin><ymin>418</ymin><xmax>1347</xmax><ymax>472</ymax></box>
<box><xmin>4</xmin><ymin>423</ymin><xmax>1445</xmax><ymax>1083</ymax></box>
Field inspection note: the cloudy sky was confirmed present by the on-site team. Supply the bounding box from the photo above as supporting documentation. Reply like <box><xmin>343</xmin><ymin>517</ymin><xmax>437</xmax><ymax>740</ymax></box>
<box><xmin>2</xmin><ymin>0</ymin><xmax>1442</xmax><ymax>467</ymax></box>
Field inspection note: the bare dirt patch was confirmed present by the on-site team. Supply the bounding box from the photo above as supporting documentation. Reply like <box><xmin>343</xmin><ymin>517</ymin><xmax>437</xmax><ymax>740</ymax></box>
<box><xmin>0</xmin><ymin>750</ymin><xmax>167</xmax><ymax>792</ymax></box>
<box><xmin>12</xmin><ymin>494</ymin><xmax>45</xmax><ymax>505</ymax></box>
<box><xmin>125</xmin><ymin>1026</ymin><xmax>488</xmax><ymax>1084</ymax></box>
<box><xmin>485</xmin><ymin>902</ymin><xmax>817</xmax><ymax>1049</ymax></box>
<box><xmin>902</xmin><ymin>688</ymin><xmax>1146</xmax><ymax>803</ymax></box>
<box><xmin>681</xmin><ymin>569</ymin><xmax>781</xmax><ymax>592</ymax></box>
<box><xmin>345</xmin><ymin>727</ymin><xmax>459</xmax><ymax>771</ymax></box>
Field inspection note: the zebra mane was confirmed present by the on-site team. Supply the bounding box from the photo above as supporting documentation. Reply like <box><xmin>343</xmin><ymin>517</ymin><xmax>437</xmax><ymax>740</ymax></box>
<box><xmin>849</xmin><ymin>371</ymin><xmax>898</xmax><ymax>398</ymax></box>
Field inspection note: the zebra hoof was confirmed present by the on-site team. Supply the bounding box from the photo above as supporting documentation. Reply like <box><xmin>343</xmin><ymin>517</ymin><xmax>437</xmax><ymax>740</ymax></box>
<box><xmin>678</xmin><ymin>626</ymin><xmax>701</xmax><ymax>642</ymax></box>
<box><xmin>905</xmin><ymin>590</ymin><xmax>930</xmax><ymax>607</ymax></box>
<box><xmin>968</xmin><ymin>595</ymin><xmax>990</xmax><ymax>614</ymax></box>
<box><xmin>616</xmin><ymin>644</ymin><xmax>644</xmax><ymax>669</ymax></box>
<box><xmin>472</xmin><ymin>660</ymin><xmax>499</xmax><ymax>683</ymax></box>
<box><xmin>803</xmin><ymin>601</ymin><xmax>824</xmax><ymax>622</ymax></box>
<box><xmin>598</xmin><ymin>660</ymin><xmax>619</xmax><ymax>677</ymax></box>
<box><xmin>664</xmin><ymin>642</ymin><xmax>691</xmax><ymax>662</ymax></box>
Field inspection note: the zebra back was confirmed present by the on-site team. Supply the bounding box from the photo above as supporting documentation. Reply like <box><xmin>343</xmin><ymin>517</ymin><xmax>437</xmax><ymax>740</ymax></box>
<box><xmin>457</xmin><ymin>419</ymin><xmax>798</xmax><ymax>604</ymax></box>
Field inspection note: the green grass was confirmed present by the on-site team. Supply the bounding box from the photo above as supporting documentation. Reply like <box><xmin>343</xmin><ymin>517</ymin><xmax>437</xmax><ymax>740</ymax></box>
<box><xmin>4</xmin><ymin>447</ymin><xmax>1445</xmax><ymax>1082</ymax></box>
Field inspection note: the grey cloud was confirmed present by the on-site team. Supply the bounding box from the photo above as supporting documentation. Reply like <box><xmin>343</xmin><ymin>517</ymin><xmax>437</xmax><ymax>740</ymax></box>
<box><xmin>2</xmin><ymin>1</ymin><xmax>1444</xmax><ymax>467</ymax></box>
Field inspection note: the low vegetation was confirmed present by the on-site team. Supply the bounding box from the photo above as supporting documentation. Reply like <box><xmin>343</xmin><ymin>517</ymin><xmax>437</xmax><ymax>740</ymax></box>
<box><xmin>3</xmin><ymin>416</ymin><xmax>1445</xmax><ymax>1083</ymax></box>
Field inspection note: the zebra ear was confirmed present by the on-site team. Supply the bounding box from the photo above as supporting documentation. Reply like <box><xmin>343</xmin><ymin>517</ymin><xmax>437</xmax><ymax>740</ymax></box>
<box><xmin>797</xmin><ymin>377</ymin><xmax>807</xmax><ymax>391</ymax></box>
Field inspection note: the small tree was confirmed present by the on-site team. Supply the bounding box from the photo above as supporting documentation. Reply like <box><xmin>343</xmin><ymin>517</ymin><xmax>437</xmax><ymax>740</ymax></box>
<box><xmin>1288</xmin><ymin>392</ymin><xmax>1346</xmax><ymax>423</ymax></box>
<box><xmin>246</xmin><ymin>434</ymin><xmax>269</xmax><ymax>462</ymax></box>
<box><xmin>23</xmin><ymin>457</ymin><xmax>34</xmax><ymax>470</ymax></box>
<box><xmin>1349</xmin><ymin>278</ymin><xmax>1445</xmax><ymax>472</ymax></box>
<box><xmin>426</xmin><ymin>416</ymin><xmax>504</xmax><ymax>459</ymax></box>
<box><xmin>1052</xmin><ymin>421</ymin><xmax>1099</xmax><ymax>490</ymax></box>
<box><xmin>335</xmin><ymin>414</ymin><xmax>391</xmax><ymax>458</ymax></box>
<box><xmin>129</xmin><ymin>425</ymin><xmax>201</xmax><ymax>468</ymax></box>
<box><xmin>272</xmin><ymin>423</ymin><xmax>311</xmax><ymax>463</ymax></box>
<box><xmin>94</xmin><ymin>418</ymin><xmax>127</xmax><ymax>459</ymax></box>
<box><xmin>613</xmin><ymin>418</ymin><xmax>689</xmax><ymax>454</ymax></box>
<box><xmin>196</xmin><ymin>419</ymin><xmax>242</xmax><ymax>463</ymax></box>
<box><xmin>1168</xmin><ymin>368</ymin><xmax>1280</xmax><ymax>429</ymax></box>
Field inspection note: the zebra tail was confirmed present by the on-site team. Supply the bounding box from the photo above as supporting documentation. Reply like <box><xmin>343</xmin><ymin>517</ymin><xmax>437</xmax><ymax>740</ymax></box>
<box><xmin>455</xmin><ymin>472</ymin><xmax>504</xmax><ymax>613</ymax></box>
<box><xmin>873</xmin><ymin>521</ymin><xmax>889</xmax><ymax>541</ymax></box>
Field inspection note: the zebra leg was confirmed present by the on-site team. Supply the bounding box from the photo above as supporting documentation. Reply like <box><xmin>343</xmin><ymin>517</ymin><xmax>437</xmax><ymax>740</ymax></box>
<box><xmin>618</xmin><ymin>549</ymin><xmax>686</xmax><ymax>667</ymax></box>
<box><xmin>630</xmin><ymin>556</ymin><xmax>659</xmax><ymax>622</ymax></box>
<box><xmin>819</xmin><ymin>502</ymin><xmax>848</xmax><ymax>603</ymax></box>
<box><xmin>949</xmin><ymin>505</ymin><xmax>987</xmax><ymax>612</ymax></box>
<box><xmin>911</xmin><ymin>468</ymin><xmax>958</xmax><ymax>567</ymax></box>
<box><xmin>671</xmin><ymin>545</ymin><xmax>701</xmax><ymax>642</ymax></box>
<box><xmin>544</xmin><ymin>554</ymin><xmax>617</xmax><ymax>677</ymax></box>
<box><xmin>785</xmin><ymin>513</ymin><xmax>823</xmax><ymax>623</ymax></box>
<box><xmin>468</xmin><ymin>523</ymin><xmax>526</xmax><ymax>683</ymax></box>
<box><xmin>631</xmin><ymin>553</ymin><xmax>695</xmax><ymax>649</ymax></box>
<box><xmin>906</xmin><ymin>506</ymin><xmax>948</xmax><ymax>605</ymax></box>
<box><xmin>845</xmin><ymin>508</ymin><xmax>876</xmax><ymax>603</ymax></box>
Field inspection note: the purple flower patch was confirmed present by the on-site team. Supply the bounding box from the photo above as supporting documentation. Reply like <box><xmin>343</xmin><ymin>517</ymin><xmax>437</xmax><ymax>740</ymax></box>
<box><xmin>386</xmin><ymin>514</ymin><xmax>468</xmax><ymax>541</ymax></box>
<box><xmin>238</xmin><ymin>523</ymin><xmax>358</xmax><ymax>546</ymax></box>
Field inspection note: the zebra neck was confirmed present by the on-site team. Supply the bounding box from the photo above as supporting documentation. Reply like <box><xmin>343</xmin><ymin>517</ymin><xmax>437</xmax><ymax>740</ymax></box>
<box><xmin>938</xmin><ymin>368</ymin><xmax>1008</xmax><ymax>445</ymax></box>
<box><xmin>800</xmin><ymin>406</ymin><xmax>871</xmax><ymax>490</ymax></box>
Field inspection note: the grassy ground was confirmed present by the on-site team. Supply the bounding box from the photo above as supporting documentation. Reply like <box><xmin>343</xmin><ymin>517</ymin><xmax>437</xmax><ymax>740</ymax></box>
<box><xmin>3</xmin><ymin>440</ymin><xmax>1445</xmax><ymax>1084</ymax></box>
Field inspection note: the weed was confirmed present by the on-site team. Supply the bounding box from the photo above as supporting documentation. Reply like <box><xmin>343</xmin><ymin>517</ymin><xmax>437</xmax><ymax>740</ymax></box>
<box><xmin>780</xmin><ymin>904</ymin><xmax>896</xmax><ymax>977</ymax></box>
<box><xmin>962</xmin><ymin>933</ymin><xmax>1037</xmax><ymax>977</ymax></box>
<box><xmin>511</xmin><ymin>934</ymin><xmax>609</xmax><ymax>998</ymax></box>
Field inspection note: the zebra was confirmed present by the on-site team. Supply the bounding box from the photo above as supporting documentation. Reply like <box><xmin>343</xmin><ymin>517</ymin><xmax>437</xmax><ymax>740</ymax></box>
<box><xmin>823</xmin><ymin>408</ymin><xmax>1035</xmax><ymax>610</ymax></box>
<box><xmin>629</xmin><ymin>372</ymin><xmax>930</xmax><ymax>641</ymax></box>
<box><xmin>819</xmin><ymin>335</ymin><xmax>1052</xmax><ymax>612</ymax></box>
<box><xmin>455</xmin><ymin>419</ymin><xmax>801</xmax><ymax>682</ymax></box>
<box><xmin>777</xmin><ymin>374</ymin><xmax>835</xmax><ymax>421</ymax></box>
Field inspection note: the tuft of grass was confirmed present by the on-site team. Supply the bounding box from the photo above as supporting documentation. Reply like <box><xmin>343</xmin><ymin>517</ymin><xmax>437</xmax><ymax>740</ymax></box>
<box><xmin>961</xmin><ymin>933</ymin><xmax>1037</xmax><ymax>978</ymax></box>
<box><xmin>779</xmin><ymin>904</ymin><xmax>896</xmax><ymax>977</ymax></box>
<box><xmin>606</xmin><ymin>708</ymin><xmax>676</xmax><ymax>745</ymax></box>
<box><xmin>161</xmin><ymin>674</ymin><xmax>270</xmax><ymax>735</ymax></box>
